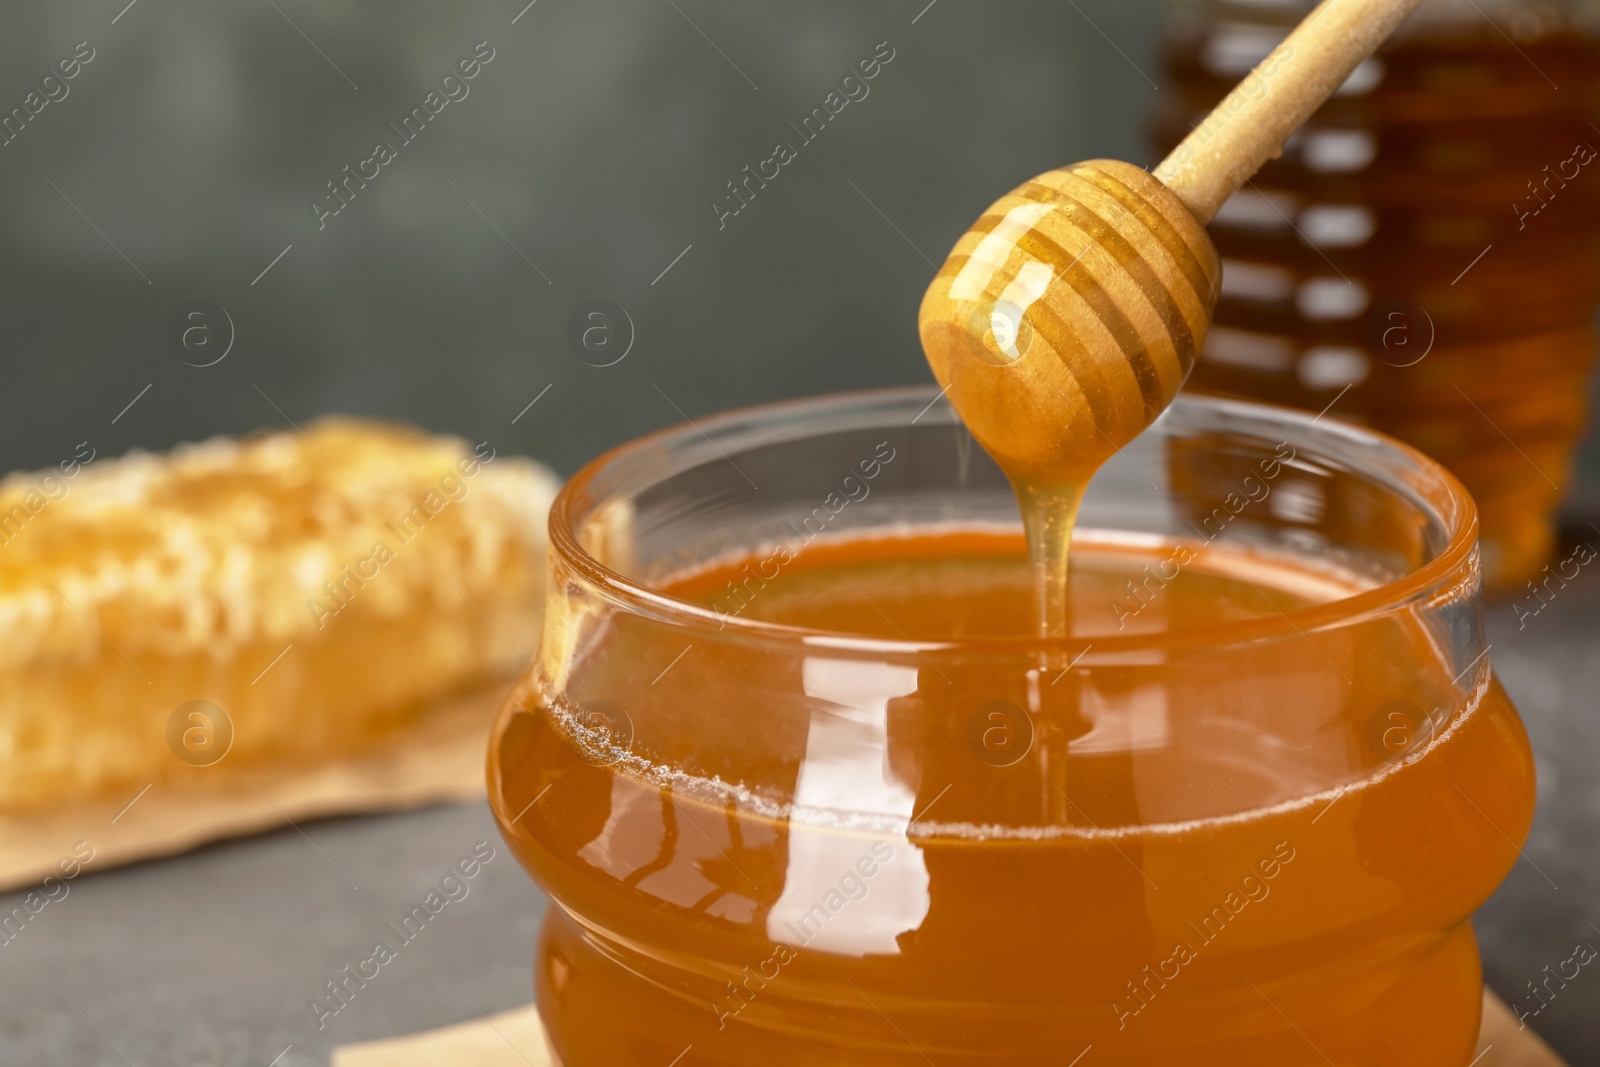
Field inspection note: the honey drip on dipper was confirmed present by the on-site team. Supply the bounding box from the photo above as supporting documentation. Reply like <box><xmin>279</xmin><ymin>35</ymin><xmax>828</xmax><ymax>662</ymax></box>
<box><xmin>919</xmin><ymin>0</ymin><xmax>1428</xmax><ymax>638</ymax></box>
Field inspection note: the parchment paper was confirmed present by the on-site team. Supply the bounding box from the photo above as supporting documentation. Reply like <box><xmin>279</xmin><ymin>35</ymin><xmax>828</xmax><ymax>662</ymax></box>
<box><xmin>0</xmin><ymin>682</ymin><xmax>505</xmax><ymax>894</ymax></box>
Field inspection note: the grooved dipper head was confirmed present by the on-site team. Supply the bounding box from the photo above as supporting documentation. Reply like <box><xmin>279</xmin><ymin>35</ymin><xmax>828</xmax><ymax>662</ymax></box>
<box><xmin>919</xmin><ymin>160</ymin><xmax>1221</xmax><ymax>489</ymax></box>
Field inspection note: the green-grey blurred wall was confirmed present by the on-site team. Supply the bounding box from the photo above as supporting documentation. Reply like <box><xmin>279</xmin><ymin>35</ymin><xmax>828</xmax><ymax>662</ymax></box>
<box><xmin>0</xmin><ymin>0</ymin><xmax>1595</xmax><ymax>508</ymax></box>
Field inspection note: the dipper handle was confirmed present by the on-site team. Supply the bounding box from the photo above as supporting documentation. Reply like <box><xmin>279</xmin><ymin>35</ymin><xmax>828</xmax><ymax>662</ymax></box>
<box><xmin>1154</xmin><ymin>0</ymin><xmax>1427</xmax><ymax>223</ymax></box>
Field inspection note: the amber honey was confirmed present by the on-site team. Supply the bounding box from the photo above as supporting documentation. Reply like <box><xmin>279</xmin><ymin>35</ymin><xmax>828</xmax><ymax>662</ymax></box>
<box><xmin>1153</xmin><ymin>0</ymin><xmax>1600</xmax><ymax>590</ymax></box>
<box><xmin>491</xmin><ymin>529</ymin><xmax>1533</xmax><ymax>1065</ymax></box>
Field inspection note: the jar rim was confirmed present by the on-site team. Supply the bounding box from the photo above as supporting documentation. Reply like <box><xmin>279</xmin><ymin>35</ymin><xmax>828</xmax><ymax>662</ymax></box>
<box><xmin>549</xmin><ymin>386</ymin><xmax>1480</xmax><ymax>658</ymax></box>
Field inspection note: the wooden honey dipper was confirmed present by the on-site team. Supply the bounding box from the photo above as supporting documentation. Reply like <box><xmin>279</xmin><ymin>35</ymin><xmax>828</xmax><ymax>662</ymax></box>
<box><xmin>918</xmin><ymin>0</ymin><xmax>1427</xmax><ymax>637</ymax></box>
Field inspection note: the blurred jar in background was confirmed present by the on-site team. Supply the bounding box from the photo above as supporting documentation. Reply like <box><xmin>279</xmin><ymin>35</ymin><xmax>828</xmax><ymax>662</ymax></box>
<box><xmin>1152</xmin><ymin>0</ymin><xmax>1600</xmax><ymax>591</ymax></box>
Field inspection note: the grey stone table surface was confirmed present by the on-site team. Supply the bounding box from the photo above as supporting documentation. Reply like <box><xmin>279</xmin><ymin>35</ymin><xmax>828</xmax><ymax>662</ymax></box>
<box><xmin>1</xmin><ymin>570</ymin><xmax>1596</xmax><ymax>1067</ymax></box>
<box><xmin>1475</xmin><ymin>562</ymin><xmax>1600</xmax><ymax>1064</ymax></box>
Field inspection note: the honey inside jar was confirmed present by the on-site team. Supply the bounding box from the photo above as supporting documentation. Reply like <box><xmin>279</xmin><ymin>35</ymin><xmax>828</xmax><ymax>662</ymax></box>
<box><xmin>489</xmin><ymin>392</ymin><xmax>1534</xmax><ymax>1064</ymax></box>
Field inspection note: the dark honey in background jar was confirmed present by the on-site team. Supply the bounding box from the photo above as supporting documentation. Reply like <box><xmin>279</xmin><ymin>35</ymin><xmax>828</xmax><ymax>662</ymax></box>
<box><xmin>1152</xmin><ymin>0</ymin><xmax>1600</xmax><ymax>591</ymax></box>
